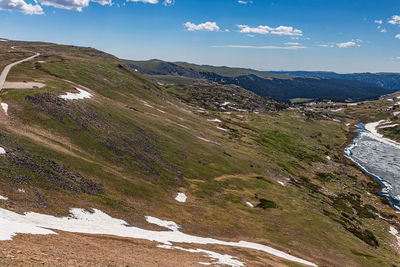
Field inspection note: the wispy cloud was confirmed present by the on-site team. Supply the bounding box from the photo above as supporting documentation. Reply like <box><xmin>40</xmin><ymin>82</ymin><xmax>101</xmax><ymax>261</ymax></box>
<box><xmin>319</xmin><ymin>39</ymin><xmax>362</xmax><ymax>48</ymax></box>
<box><xmin>238</xmin><ymin>0</ymin><xmax>253</xmax><ymax>4</ymax></box>
<box><xmin>184</xmin><ymin>21</ymin><xmax>220</xmax><ymax>32</ymax></box>
<box><xmin>396</xmin><ymin>34</ymin><xmax>400</xmax><ymax>39</ymax></box>
<box><xmin>212</xmin><ymin>45</ymin><xmax>307</xmax><ymax>50</ymax></box>
<box><xmin>284</xmin><ymin>42</ymin><xmax>301</xmax><ymax>45</ymax></box>
<box><xmin>374</xmin><ymin>19</ymin><xmax>383</xmax><ymax>24</ymax></box>
<box><xmin>237</xmin><ymin>25</ymin><xmax>303</xmax><ymax>36</ymax></box>
<box><xmin>128</xmin><ymin>0</ymin><xmax>158</xmax><ymax>3</ymax></box>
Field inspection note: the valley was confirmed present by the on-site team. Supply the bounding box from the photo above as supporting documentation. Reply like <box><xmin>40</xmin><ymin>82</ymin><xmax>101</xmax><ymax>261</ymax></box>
<box><xmin>0</xmin><ymin>39</ymin><xmax>399</xmax><ymax>267</ymax></box>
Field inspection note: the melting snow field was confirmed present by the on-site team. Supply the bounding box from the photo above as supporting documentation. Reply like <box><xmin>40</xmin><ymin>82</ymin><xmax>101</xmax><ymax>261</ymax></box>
<box><xmin>175</xmin><ymin>193</ymin><xmax>187</xmax><ymax>203</ymax></box>
<box><xmin>0</xmin><ymin>207</ymin><xmax>316</xmax><ymax>266</ymax></box>
<box><xmin>345</xmin><ymin>122</ymin><xmax>400</xmax><ymax>208</ymax></box>
<box><xmin>59</xmin><ymin>88</ymin><xmax>92</xmax><ymax>100</ymax></box>
<box><xmin>1</xmin><ymin>103</ymin><xmax>8</xmax><ymax>115</ymax></box>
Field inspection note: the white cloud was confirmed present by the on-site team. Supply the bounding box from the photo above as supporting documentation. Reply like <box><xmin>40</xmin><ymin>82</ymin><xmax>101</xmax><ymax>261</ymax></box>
<box><xmin>284</xmin><ymin>42</ymin><xmax>301</xmax><ymax>45</ymax></box>
<box><xmin>238</xmin><ymin>0</ymin><xmax>252</xmax><ymax>4</ymax></box>
<box><xmin>212</xmin><ymin>45</ymin><xmax>307</xmax><ymax>50</ymax></box>
<box><xmin>397</xmin><ymin>57</ymin><xmax>400</xmax><ymax>61</ymax></box>
<box><xmin>162</xmin><ymin>0</ymin><xmax>173</xmax><ymax>6</ymax></box>
<box><xmin>0</xmin><ymin>0</ymin><xmax>43</xmax><ymax>14</ymax></box>
<box><xmin>184</xmin><ymin>21</ymin><xmax>220</xmax><ymax>32</ymax></box>
<box><xmin>381</xmin><ymin>28</ymin><xmax>387</xmax><ymax>33</ymax></box>
<box><xmin>127</xmin><ymin>0</ymin><xmax>158</xmax><ymax>3</ymax></box>
<box><xmin>374</xmin><ymin>19</ymin><xmax>383</xmax><ymax>24</ymax></box>
<box><xmin>336</xmin><ymin>41</ymin><xmax>358</xmax><ymax>48</ymax></box>
<box><xmin>40</xmin><ymin>0</ymin><xmax>112</xmax><ymax>11</ymax></box>
<box><xmin>389</xmin><ymin>15</ymin><xmax>400</xmax><ymax>25</ymax></box>
<box><xmin>396</xmin><ymin>34</ymin><xmax>400</xmax><ymax>39</ymax></box>
<box><xmin>237</xmin><ymin>25</ymin><xmax>303</xmax><ymax>36</ymax></box>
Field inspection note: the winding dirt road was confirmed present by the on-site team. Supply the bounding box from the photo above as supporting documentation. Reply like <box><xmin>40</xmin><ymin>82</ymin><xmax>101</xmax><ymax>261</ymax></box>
<box><xmin>0</xmin><ymin>51</ymin><xmax>40</xmax><ymax>90</ymax></box>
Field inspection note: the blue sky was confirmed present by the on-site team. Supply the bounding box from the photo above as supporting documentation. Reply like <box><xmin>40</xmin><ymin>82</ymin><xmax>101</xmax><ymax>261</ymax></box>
<box><xmin>0</xmin><ymin>0</ymin><xmax>399</xmax><ymax>73</ymax></box>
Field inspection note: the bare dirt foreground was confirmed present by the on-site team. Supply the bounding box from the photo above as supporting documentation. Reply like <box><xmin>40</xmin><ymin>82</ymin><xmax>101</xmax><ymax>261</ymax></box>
<box><xmin>0</xmin><ymin>232</ymin><xmax>286</xmax><ymax>267</ymax></box>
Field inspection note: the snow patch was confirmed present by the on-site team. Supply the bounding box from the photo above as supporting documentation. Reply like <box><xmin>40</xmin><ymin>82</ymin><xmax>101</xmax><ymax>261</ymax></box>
<box><xmin>208</xmin><ymin>118</ymin><xmax>222</xmax><ymax>123</ymax></box>
<box><xmin>1</xmin><ymin>103</ymin><xmax>8</xmax><ymax>115</ymax></box>
<box><xmin>331</xmin><ymin>108</ymin><xmax>343</xmax><ymax>112</ymax></box>
<box><xmin>17</xmin><ymin>189</ymin><xmax>25</xmax><ymax>193</ymax></box>
<box><xmin>0</xmin><ymin>147</ymin><xmax>5</xmax><ymax>154</ymax></box>
<box><xmin>59</xmin><ymin>88</ymin><xmax>92</xmax><ymax>100</ymax></box>
<box><xmin>158</xmin><ymin>244</ymin><xmax>244</xmax><ymax>267</ymax></box>
<box><xmin>141</xmin><ymin>100</ymin><xmax>154</xmax><ymax>108</ymax></box>
<box><xmin>277</xmin><ymin>181</ymin><xmax>285</xmax><ymax>186</ymax></box>
<box><xmin>196</xmin><ymin>136</ymin><xmax>217</xmax><ymax>144</ymax></box>
<box><xmin>0</xmin><ymin>208</ymin><xmax>316</xmax><ymax>266</ymax></box>
<box><xmin>246</xmin><ymin>202</ymin><xmax>254</xmax><ymax>208</ymax></box>
<box><xmin>175</xmin><ymin>193</ymin><xmax>187</xmax><ymax>203</ymax></box>
<box><xmin>145</xmin><ymin>216</ymin><xmax>180</xmax><ymax>232</ymax></box>
<box><xmin>326</xmin><ymin>156</ymin><xmax>331</xmax><ymax>161</ymax></box>
<box><xmin>389</xmin><ymin>226</ymin><xmax>400</xmax><ymax>247</ymax></box>
<box><xmin>216</xmin><ymin>127</ymin><xmax>229</xmax><ymax>132</ymax></box>
<box><xmin>0</xmin><ymin>195</ymin><xmax>8</xmax><ymax>200</ymax></box>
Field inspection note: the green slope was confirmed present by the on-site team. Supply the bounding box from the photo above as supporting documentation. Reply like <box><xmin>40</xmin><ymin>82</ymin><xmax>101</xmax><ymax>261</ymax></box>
<box><xmin>0</xmin><ymin>40</ymin><xmax>399</xmax><ymax>266</ymax></box>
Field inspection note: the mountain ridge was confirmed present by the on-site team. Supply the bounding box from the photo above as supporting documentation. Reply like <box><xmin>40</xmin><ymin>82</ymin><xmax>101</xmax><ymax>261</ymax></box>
<box><xmin>126</xmin><ymin>59</ymin><xmax>395</xmax><ymax>102</ymax></box>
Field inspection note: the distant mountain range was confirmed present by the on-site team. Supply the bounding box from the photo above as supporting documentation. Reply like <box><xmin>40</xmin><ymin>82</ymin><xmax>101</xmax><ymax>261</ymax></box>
<box><xmin>268</xmin><ymin>71</ymin><xmax>400</xmax><ymax>90</ymax></box>
<box><xmin>126</xmin><ymin>59</ymin><xmax>396</xmax><ymax>102</ymax></box>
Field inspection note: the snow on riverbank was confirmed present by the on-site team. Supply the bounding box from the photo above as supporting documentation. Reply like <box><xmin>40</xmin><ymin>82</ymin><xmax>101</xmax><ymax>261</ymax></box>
<box><xmin>59</xmin><ymin>88</ymin><xmax>92</xmax><ymax>100</ymax></box>
<box><xmin>0</xmin><ymin>207</ymin><xmax>316</xmax><ymax>266</ymax></box>
<box><xmin>1</xmin><ymin>103</ymin><xmax>8</xmax><ymax>115</ymax></box>
<box><xmin>363</xmin><ymin>121</ymin><xmax>400</xmax><ymax>149</ymax></box>
<box><xmin>380</xmin><ymin>124</ymin><xmax>398</xmax><ymax>129</ymax></box>
<box><xmin>175</xmin><ymin>193</ymin><xmax>187</xmax><ymax>203</ymax></box>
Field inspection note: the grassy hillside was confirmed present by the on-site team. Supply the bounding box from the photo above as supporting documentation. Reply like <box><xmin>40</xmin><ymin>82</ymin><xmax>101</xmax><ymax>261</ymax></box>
<box><xmin>0</xmin><ymin>40</ymin><xmax>399</xmax><ymax>266</ymax></box>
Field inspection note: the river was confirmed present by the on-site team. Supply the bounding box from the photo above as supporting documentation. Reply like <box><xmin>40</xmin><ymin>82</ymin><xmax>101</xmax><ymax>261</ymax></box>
<box><xmin>345</xmin><ymin>122</ymin><xmax>400</xmax><ymax>210</ymax></box>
